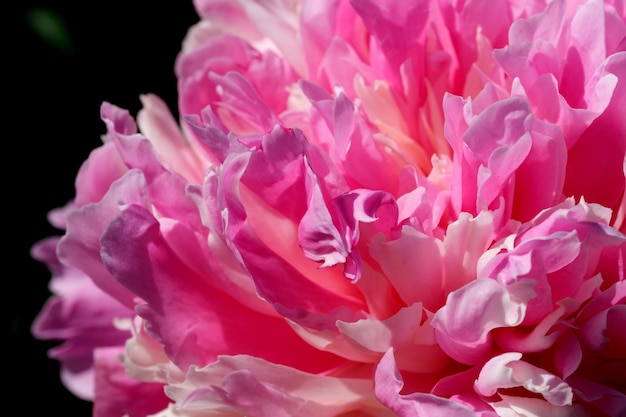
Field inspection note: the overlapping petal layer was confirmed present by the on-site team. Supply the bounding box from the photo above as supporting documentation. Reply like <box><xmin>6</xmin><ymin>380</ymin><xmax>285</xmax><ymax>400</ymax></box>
<box><xmin>33</xmin><ymin>1</ymin><xmax>626</xmax><ymax>416</ymax></box>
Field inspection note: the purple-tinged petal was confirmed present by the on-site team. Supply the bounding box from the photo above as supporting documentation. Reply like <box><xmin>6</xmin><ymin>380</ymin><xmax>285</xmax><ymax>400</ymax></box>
<box><xmin>302</xmin><ymin>84</ymin><xmax>400</xmax><ymax>192</ymax></box>
<box><xmin>58</xmin><ymin>170</ymin><xmax>149</xmax><ymax>307</ymax></box>
<box><xmin>184</xmin><ymin>112</ymin><xmax>247</xmax><ymax>164</ymax></box>
<box><xmin>334</xmin><ymin>188</ymin><xmax>398</xmax><ymax>281</ymax></box>
<box><xmin>319</xmin><ymin>37</ymin><xmax>377</xmax><ymax>98</ymax></box>
<box><xmin>176</xmin><ymin>34</ymin><xmax>260</xmax><ymax>117</ymax></box>
<box><xmin>31</xmin><ymin>237</ymin><xmax>131</xmax><ymax>401</ymax></box>
<box><xmin>568</xmin><ymin>374</ymin><xmax>626</xmax><ymax>417</ymax></box>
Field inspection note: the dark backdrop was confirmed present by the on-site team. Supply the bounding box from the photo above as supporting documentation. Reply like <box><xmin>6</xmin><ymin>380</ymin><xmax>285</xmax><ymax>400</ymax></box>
<box><xmin>11</xmin><ymin>1</ymin><xmax>198</xmax><ymax>413</ymax></box>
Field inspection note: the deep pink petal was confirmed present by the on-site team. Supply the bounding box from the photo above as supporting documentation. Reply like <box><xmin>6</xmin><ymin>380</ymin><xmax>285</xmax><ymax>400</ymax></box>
<box><xmin>100</xmin><ymin>204</ymin><xmax>348</xmax><ymax>374</ymax></box>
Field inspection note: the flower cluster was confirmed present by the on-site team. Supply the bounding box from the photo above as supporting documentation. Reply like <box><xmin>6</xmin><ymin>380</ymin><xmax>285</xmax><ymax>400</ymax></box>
<box><xmin>33</xmin><ymin>0</ymin><xmax>625</xmax><ymax>416</ymax></box>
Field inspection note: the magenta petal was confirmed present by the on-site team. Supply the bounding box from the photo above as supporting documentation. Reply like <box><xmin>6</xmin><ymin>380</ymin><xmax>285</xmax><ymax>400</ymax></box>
<box><xmin>349</xmin><ymin>0</ymin><xmax>429</xmax><ymax>85</ymax></box>
<box><xmin>553</xmin><ymin>331</ymin><xmax>582</xmax><ymax>380</ymax></box>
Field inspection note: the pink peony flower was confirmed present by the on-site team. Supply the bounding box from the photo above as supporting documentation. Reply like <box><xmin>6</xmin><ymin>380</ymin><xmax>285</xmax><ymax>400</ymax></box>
<box><xmin>33</xmin><ymin>0</ymin><xmax>625</xmax><ymax>416</ymax></box>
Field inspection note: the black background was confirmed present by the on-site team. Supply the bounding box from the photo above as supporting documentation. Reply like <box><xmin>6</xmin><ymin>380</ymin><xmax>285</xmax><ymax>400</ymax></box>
<box><xmin>11</xmin><ymin>1</ymin><xmax>198</xmax><ymax>413</ymax></box>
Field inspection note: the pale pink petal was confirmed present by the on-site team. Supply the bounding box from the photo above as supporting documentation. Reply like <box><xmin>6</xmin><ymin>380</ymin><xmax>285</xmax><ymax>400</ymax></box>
<box><xmin>369</xmin><ymin>226</ymin><xmax>445</xmax><ymax>310</ymax></box>
<box><xmin>166</xmin><ymin>355</ymin><xmax>392</xmax><ymax>417</ymax></box>
<box><xmin>475</xmin><ymin>353</ymin><xmax>573</xmax><ymax>406</ymax></box>
<box><xmin>122</xmin><ymin>317</ymin><xmax>180</xmax><ymax>384</ymax></box>
<box><xmin>187</xmin><ymin>174</ymin><xmax>280</xmax><ymax>317</ymax></box>
<box><xmin>374</xmin><ymin>349</ymin><xmax>481</xmax><ymax>417</ymax></box>
<box><xmin>442</xmin><ymin>211</ymin><xmax>495</xmax><ymax>295</ymax></box>
<box><xmin>136</xmin><ymin>94</ymin><xmax>204</xmax><ymax>184</ymax></box>
<box><xmin>431</xmin><ymin>278</ymin><xmax>536</xmax><ymax>364</ymax></box>
<box><xmin>337</xmin><ymin>303</ymin><xmax>450</xmax><ymax>373</ymax></box>
<box><xmin>491</xmin><ymin>394</ymin><xmax>586</xmax><ymax>417</ymax></box>
<box><xmin>233</xmin><ymin>0</ymin><xmax>306</xmax><ymax>76</ymax></box>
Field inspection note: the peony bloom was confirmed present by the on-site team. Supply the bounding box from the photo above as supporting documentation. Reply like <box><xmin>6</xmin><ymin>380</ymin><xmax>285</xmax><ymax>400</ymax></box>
<box><xmin>33</xmin><ymin>0</ymin><xmax>625</xmax><ymax>416</ymax></box>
